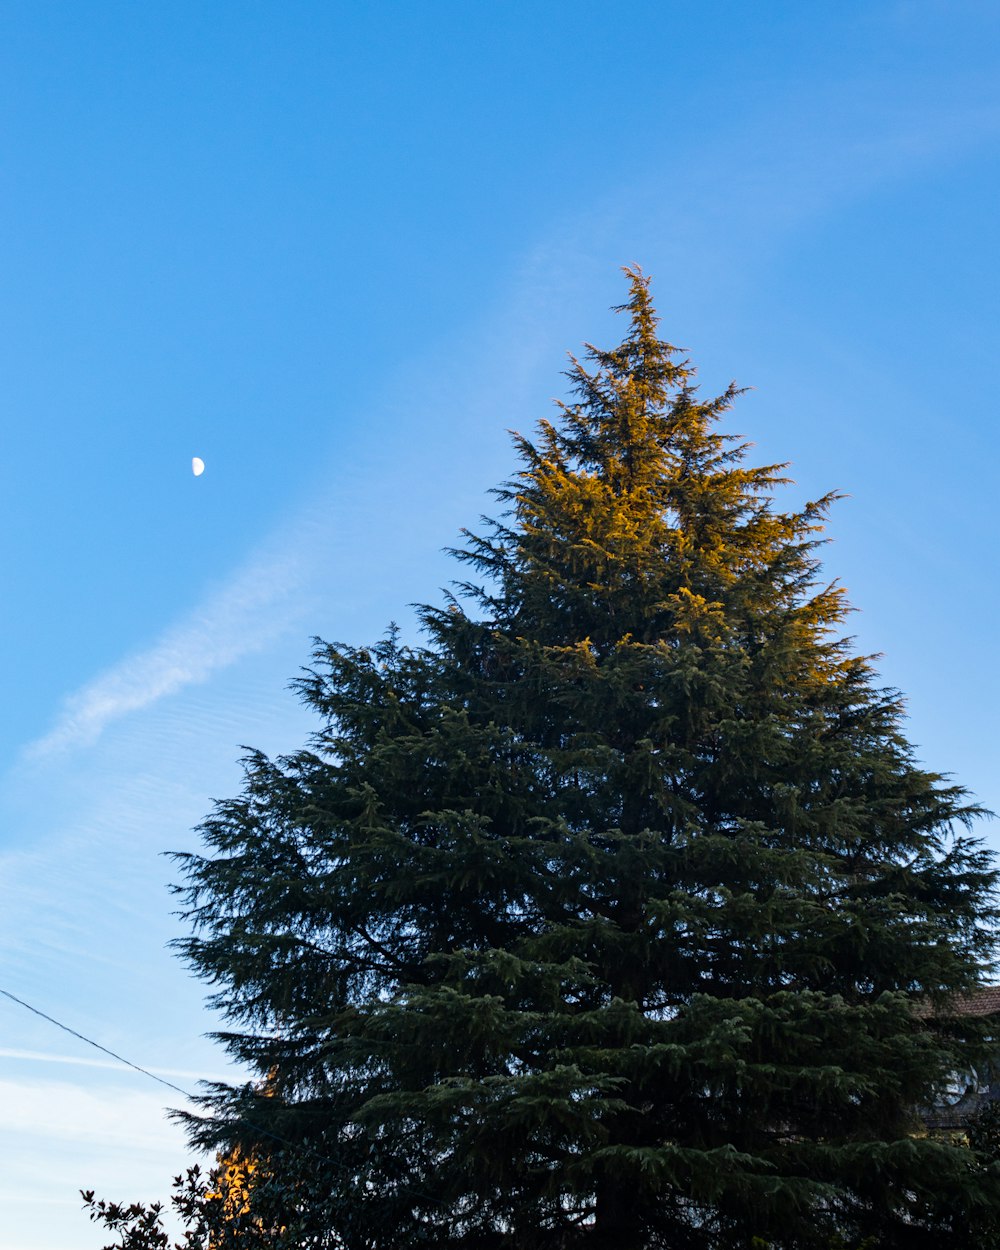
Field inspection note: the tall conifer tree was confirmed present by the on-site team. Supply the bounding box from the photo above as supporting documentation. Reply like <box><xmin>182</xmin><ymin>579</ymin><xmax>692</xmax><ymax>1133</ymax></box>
<box><xmin>174</xmin><ymin>271</ymin><xmax>1000</xmax><ymax>1248</ymax></box>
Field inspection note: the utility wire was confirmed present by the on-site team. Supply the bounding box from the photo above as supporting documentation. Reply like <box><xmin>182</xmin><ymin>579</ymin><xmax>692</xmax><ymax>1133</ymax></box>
<box><xmin>1</xmin><ymin>986</ymin><xmax>194</xmax><ymax>1100</ymax></box>
<box><xmin>0</xmin><ymin>984</ymin><xmax>330</xmax><ymax>1166</ymax></box>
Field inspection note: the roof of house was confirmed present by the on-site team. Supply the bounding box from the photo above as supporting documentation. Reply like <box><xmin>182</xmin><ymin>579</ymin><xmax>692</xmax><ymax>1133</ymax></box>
<box><xmin>913</xmin><ymin>985</ymin><xmax>1000</xmax><ymax>1019</ymax></box>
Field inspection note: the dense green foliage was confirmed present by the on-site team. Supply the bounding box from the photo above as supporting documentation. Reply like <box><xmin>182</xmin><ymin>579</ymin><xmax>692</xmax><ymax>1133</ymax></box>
<box><xmin>164</xmin><ymin>272</ymin><xmax>999</xmax><ymax>1248</ymax></box>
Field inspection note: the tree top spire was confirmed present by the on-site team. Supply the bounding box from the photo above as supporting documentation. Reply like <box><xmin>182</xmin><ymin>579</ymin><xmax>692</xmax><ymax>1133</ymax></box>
<box><xmin>615</xmin><ymin>263</ymin><xmax>659</xmax><ymax>341</ymax></box>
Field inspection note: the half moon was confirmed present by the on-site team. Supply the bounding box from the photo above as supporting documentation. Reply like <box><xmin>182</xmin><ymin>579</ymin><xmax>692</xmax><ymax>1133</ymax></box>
<box><xmin>192</xmin><ymin>457</ymin><xmax>205</xmax><ymax>476</ymax></box>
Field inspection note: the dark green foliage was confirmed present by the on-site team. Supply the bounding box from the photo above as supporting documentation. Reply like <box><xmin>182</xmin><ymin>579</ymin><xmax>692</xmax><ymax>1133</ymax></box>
<box><xmin>170</xmin><ymin>271</ymin><xmax>1000</xmax><ymax>1248</ymax></box>
<box><xmin>970</xmin><ymin>1100</ymin><xmax>1000</xmax><ymax>1158</ymax></box>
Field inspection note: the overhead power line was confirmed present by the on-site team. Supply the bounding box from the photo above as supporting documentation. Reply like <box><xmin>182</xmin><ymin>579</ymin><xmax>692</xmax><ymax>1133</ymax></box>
<box><xmin>0</xmin><ymin>985</ymin><xmax>193</xmax><ymax>1099</ymax></box>
<box><xmin>0</xmin><ymin>984</ymin><xmax>324</xmax><ymax>1164</ymax></box>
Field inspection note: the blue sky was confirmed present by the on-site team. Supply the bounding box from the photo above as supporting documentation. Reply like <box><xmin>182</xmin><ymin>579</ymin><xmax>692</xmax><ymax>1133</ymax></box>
<box><xmin>2</xmin><ymin>3</ymin><xmax>1000</xmax><ymax>1246</ymax></box>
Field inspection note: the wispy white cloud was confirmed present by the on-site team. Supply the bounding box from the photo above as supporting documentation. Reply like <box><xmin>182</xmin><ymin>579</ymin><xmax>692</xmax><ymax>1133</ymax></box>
<box><xmin>0</xmin><ymin>1047</ymin><xmax>223</xmax><ymax>1082</ymax></box>
<box><xmin>24</xmin><ymin>529</ymin><xmax>314</xmax><ymax>760</ymax></box>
